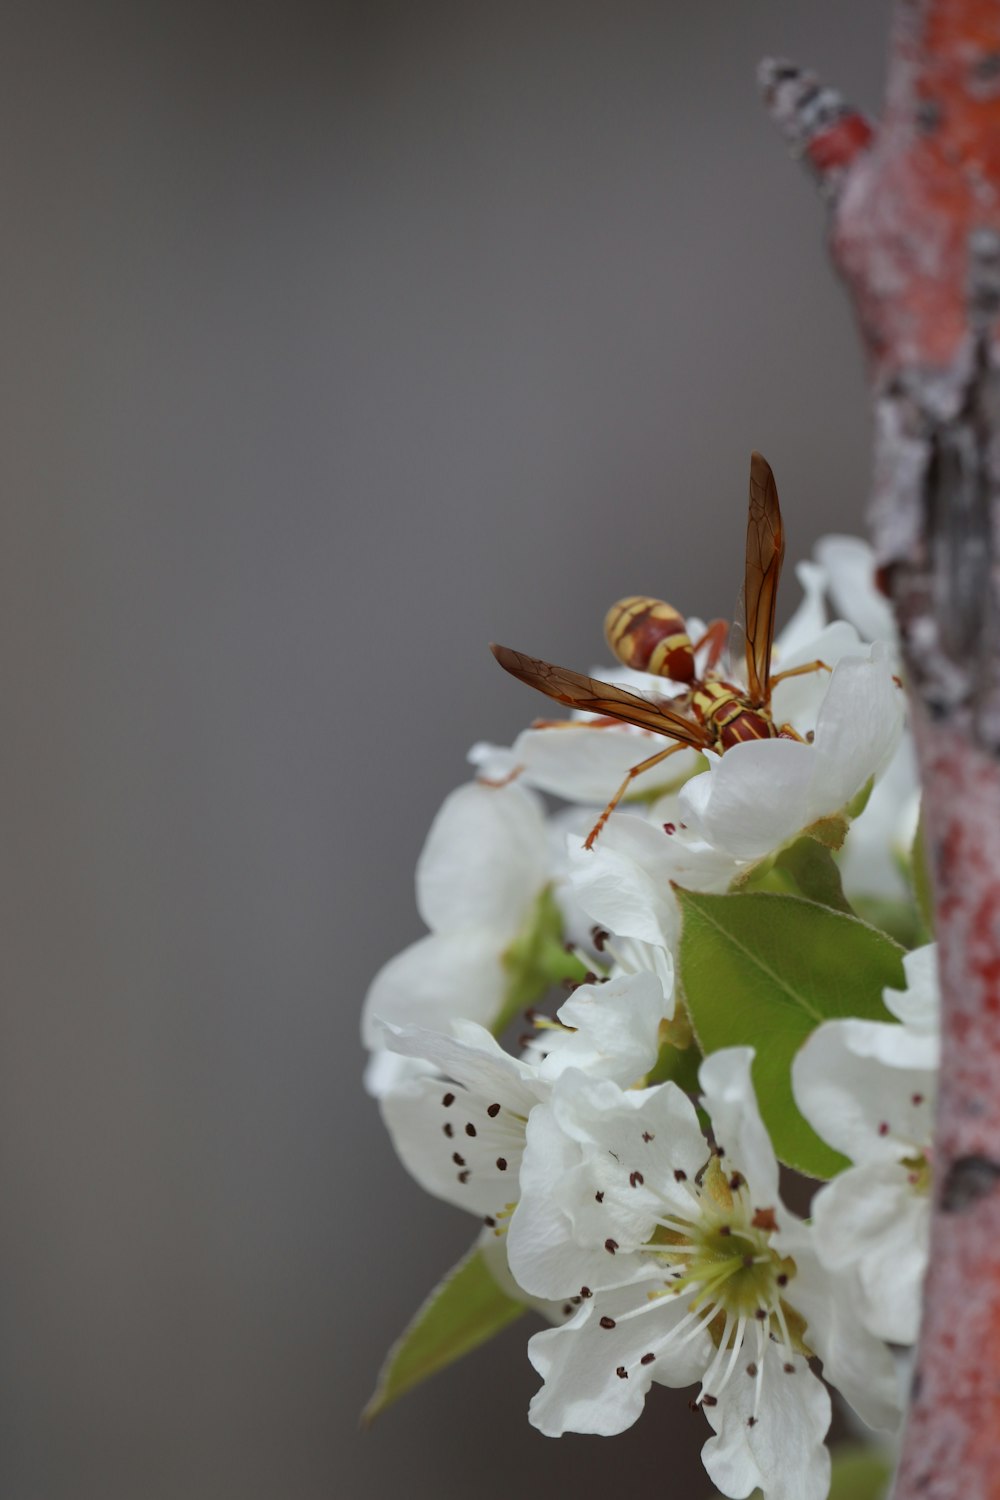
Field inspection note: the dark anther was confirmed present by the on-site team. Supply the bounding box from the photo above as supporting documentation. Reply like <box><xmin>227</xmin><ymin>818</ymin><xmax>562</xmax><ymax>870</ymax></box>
<box><xmin>746</xmin><ymin>1363</ymin><xmax>758</xmax><ymax>1378</ymax></box>
<box><xmin>674</xmin><ymin>1169</ymin><xmax>688</xmax><ymax>1182</ymax></box>
<box><xmin>600</xmin><ymin>1316</ymin><xmax>616</xmax><ymax>1330</ymax></box>
<box><xmin>642</xmin><ymin>1132</ymin><xmax>654</xmax><ymax>1143</ymax></box>
<box><xmin>776</xmin><ymin>1273</ymin><xmax>788</xmax><ymax>1287</ymax></box>
<box><xmin>701</xmin><ymin>1393</ymin><xmax>718</xmax><ymax>1408</ymax></box>
<box><xmin>583</xmin><ymin>972</ymin><xmax>598</xmax><ymax>985</ymax></box>
<box><xmin>616</xmin><ymin>1366</ymin><xmax>629</xmax><ymax>1379</ymax></box>
<box><xmin>443</xmin><ymin>1123</ymin><xmax>453</xmax><ymax>1137</ymax></box>
<box><xmin>748</xmin><ymin>1416</ymin><xmax>758</xmax><ymax>1428</ymax></box>
<box><xmin>595</xmin><ymin>1191</ymin><xmax>604</xmax><ymax>1203</ymax></box>
<box><xmin>629</xmin><ymin>1171</ymin><xmax>644</xmax><ymax>1188</ymax></box>
<box><xmin>487</xmin><ymin>1102</ymin><xmax>501</xmax><ymax>1118</ymax></box>
<box><xmin>465</xmin><ymin>1123</ymin><xmax>477</xmax><ymax>1137</ymax></box>
<box><xmin>458</xmin><ymin>1170</ymin><xmax>470</xmax><ymax>1184</ymax></box>
<box><xmin>640</xmin><ymin>1353</ymin><xmax>656</xmax><ymax>1365</ymax></box>
<box><xmin>442</xmin><ymin>1092</ymin><xmax>455</xmax><ymax>1107</ymax></box>
<box><xmin>604</xmin><ymin>1238</ymin><xmax>619</xmax><ymax>1254</ymax></box>
<box><xmin>729</xmin><ymin>1172</ymin><xmax>744</xmax><ymax>1191</ymax></box>
<box><xmin>783</xmin><ymin>1363</ymin><xmax>795</xmax><ymax>1374</ymax></box>
<box><xmin>452</xmin><ymin>1153</ymin><xmax>465</xmax><ymax>1167</ymax></box>
<box><xmin>663</xmin><ymin>822</ymin><xmax>676</xmax><ymax>835</ymax></box>
<box><xmin>580</xmin><ymin>1286</ymin><xmax>592</xmax><ymax>1298</ymax></box>
<box><xmin>755</xmin><ymin>1309</ymin><xmax>768</xmax><ymax>1321</ymax></box>
<box><xmin>483</xmin><ymin>1215</ymin><xmax>496</xmax><ymax>1227</ymax></box>
<box><xmin>496</xmin><ymin>1156</ymin><xmax>508</xmax><ymax>1172</ymax></box>
<box><xmin>591</xmin><ymin>926</ymin><xmax>609</xmax><ymax>951</ymax></box>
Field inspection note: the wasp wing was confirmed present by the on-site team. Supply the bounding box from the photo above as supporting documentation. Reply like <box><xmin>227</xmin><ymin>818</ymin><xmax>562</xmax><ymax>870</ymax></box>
<box><xmin>490</xmin><ymin>643</ymin><xmax>710</xmax><ymax>749</ymax></box>
<box><xmin>742</xmin><ymin>451</ymin><xmax>784</xmax><ymax>706</ymax></box>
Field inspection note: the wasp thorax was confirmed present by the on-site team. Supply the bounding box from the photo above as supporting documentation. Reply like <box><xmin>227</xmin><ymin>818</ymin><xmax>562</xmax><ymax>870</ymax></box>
<box><xmin>604</xmin><ymin>596</ymin><xmax>695</xmax><ymax>683</ymax></box>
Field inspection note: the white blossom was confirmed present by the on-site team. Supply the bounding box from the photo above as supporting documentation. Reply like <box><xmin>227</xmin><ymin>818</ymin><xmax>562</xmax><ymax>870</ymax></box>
<box><xmin>512</xmin><ymin>1049</ymin><xmax>898</xmax><ymax>1497</ymax></box>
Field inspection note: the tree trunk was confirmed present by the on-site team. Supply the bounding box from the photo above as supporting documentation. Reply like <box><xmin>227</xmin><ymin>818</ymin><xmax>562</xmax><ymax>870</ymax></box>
<box><xmin>762</xmin><ymin>6</ymin><xmax>1000</xmax><ymax>1497</ymax></box>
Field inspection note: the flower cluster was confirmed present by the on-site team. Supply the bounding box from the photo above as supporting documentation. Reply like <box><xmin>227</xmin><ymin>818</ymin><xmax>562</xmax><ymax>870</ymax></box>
<box><xmin>363</xmin><ymin>534</ymin><xmax>931</xmax><ymax>1499</ymax></box>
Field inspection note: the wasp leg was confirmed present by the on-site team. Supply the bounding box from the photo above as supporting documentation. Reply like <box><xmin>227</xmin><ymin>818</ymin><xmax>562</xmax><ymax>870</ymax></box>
<box><xmin>769</xmin><ymin>658</ymin><xmax>832</xmax><ymax>686</ymax></box>
<box><xmin>690</xmin><ymin>618</ymin><xmax>729</xmax><ymax>672</ymax></box>
<box><xmin>476</xmin><ymin>764</ymin><xmax>526</xmax><ymax>789</ymax></box>
<box><xmin>584</xmin><ymin>742</ymin><xmax>690</xmax><ymax>851</ymax></box>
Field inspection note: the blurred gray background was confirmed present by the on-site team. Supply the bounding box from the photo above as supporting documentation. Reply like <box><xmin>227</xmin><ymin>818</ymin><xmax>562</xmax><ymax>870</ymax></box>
<box><xmin>0</xmin><ymin>2</ymin><xmax>890</xmax><ymax>1497</ymax></box>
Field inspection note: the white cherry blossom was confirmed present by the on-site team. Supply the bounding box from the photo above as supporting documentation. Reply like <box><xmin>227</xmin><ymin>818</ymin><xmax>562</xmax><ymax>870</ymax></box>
<box><xmin>512</xmin><ymin>1049</ymin><xmax>898</xmax><ymax>1497</ymax></box>
<box><xmin>791</xmin><ymin>945</ymin><xmax>938</xmax><ymax>1345</ymax></box>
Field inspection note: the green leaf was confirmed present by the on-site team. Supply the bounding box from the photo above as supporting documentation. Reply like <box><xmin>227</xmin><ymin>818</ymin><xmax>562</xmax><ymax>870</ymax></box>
<box><xmin>851</xmin><ymin>894</ymin><xmax>925</xmax><ymax>949</ymax></box>
<box><xmin>828</xmin><ymin>1445</ymin><xmax>893</xmax><ymax>1500</ymax></box>
<box><xmin>772</xmin><ymin>835</ymin><xmax>854</xmax><ymax>914</ymax></box>
<box><xmin>911</xmin><ymin>804</ymin><xmax>934</xmax><ymax>937</ymax></box>
<box><xmin>363</xmin><ymin>1245</ymin><xmax>525</xmax><ymax>1424</ymax></box>
<box><xmin>495</xmin><ymin>885</ymin><xmax>588</xmax><ymax>1035</ymax></box>
<box><xmin>676</xmin><ymin>888</ymin><xmax>905</xmax><ymax>1179</ymax></box>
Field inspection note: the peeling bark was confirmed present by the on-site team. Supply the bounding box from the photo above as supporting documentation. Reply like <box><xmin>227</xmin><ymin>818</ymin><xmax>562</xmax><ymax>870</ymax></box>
<box><xmin>761</xmin><ymin>6</ymin><xmax>1000</xmax><ymax>1497</ymax></box>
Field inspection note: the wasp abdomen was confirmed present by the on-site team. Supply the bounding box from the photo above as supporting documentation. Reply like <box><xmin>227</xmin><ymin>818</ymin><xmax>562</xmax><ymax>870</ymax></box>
<box><xmin>690</xmin><ymin>682</ymin><xmax>776</xmax><ymax>750</ymax></box>
<box><xmin>604</xmin><ymin>596</ymin><xmax>695</xmax><ymax>683</ymax></box>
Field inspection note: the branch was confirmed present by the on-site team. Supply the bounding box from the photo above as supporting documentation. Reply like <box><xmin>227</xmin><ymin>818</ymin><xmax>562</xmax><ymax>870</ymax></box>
<box><xmin>762</xmin><ymin>7</ymin><xmax>1000</xmax><ymax>1498</ymax></box>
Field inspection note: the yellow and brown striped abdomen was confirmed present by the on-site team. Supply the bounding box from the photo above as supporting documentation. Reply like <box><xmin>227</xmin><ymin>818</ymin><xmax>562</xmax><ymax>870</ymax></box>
<box><xmin>690</xmin><ymin>681</ymin><xmax>776</xmax><ymax>750</ymax></box>
<box><xmin>604</xmin><ymin>596</ymin><xmax>695</xmax><ymax>683</ymax></box>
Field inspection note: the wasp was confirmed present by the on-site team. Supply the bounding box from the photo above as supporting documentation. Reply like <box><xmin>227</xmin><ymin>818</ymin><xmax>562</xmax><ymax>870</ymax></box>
<box><xmin>491</xmin><ymin>452</ymin><xmax>828</xmax><ymax>848</ymax></box>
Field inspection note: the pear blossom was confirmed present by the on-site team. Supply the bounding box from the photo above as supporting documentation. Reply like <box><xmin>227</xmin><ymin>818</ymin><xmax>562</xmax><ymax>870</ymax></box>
<box><xmin>791</xmin><ymin>945</ymin><xmax>938</xmax><ymax>1346</ymax></box>
<box><xmin>512</xmin><ymin>1049</ymin><xmax>899</xmax><ymax>1498</ymax></box>
<box><xmin>361</xmin><ymin>779</ymin><xmax>552</xmax><ymax>1094</ymax></box>
<box><xmin>374</xmin><ymin>967</ymin><xmax>671</xmax><ymax>1223</ymax></box>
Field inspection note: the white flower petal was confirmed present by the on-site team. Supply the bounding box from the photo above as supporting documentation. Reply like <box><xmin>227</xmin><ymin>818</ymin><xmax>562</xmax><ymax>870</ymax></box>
<box><xmin>361</xmin><ymin>928</ymin><xmax>507</xmax><ymax>1046</ymax></box>
<box><xmin>810</xmin><ymin>652</ymin><xmax>904</xmax><ymax>817</ymax></box>
<box><xmin>567</xmin><ymin>815</ymin><xmax>683</xmax><ymax>950</ymax></box>
<box><xmin>680</xmin><ymin>739</ymin><xmax>816</xmax><ymax>861</ymax></box>
<box><xmin>701</xmin><ymin>1342</ymin><xmax>832</xmax><ymax>1500</ymax></box>
<box><xmin>416</xmin><ymin>780</ymin><xmax>548</xmax><ymax>937</ymax></box>
<box><xmin>509</xmin><ymin>722</ymin><xmax>702</xmax><ymax>804</ymax></box>
<box><xmin>792</xmin><ymin>1019</ymin><xmax>936</xmax><ymax>1163</ymax></box>
<box><xmin>379</xmin><ymin>1071</ymin><xmax>526</xmax><ymax>1217</ymax></box>
<box><xmin>699</xmin><ymin>1048</ymin><xmax>780</xmax><ymax>1207</ymax></box>
<box><xmin>537</xmin><ymin>970</ymin><xmax>671</xmax><ymax>1084</ymax></box>
<box><xmin>837</xmin><ymin>731</ymin><xmax>919</xmax><ymax>902</ymax></box>
<box><xmin>769</xmin><ymin>621</ymin><xmax>866</xmax><ymax>735</ymax></box>
<box><xmin>527</xmin><ymin>1281</ymin><xmax>713</xmax><ymax>1436</ymax></box>
<box><xmin>508</xmin><ymin>1074</ymin><xmax>706</xmax><ymax>1298</ymax></box>
<box><xmin>810</xmin><ymin>1161</ymin><xmax>928</xmax><ymax>1345</ymax></box>
<box><xmin>814</xmin><ymin>534</ymin><xmax>897</xmax><ymax>646</ymax></box>
<box><xmin>772</xmin><ymin>560</ymin><xmax>828</xmax><ymax>661</ymax></box>
<box><xmin>781</xmin><ymin>1223</ymin><xmax>901</xmax><ymax>1432</ymax></box>
<box><xmin>884</xmin><ymin>944</ymin><xmax>939</xmax><ymax>1036</ymax></box>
